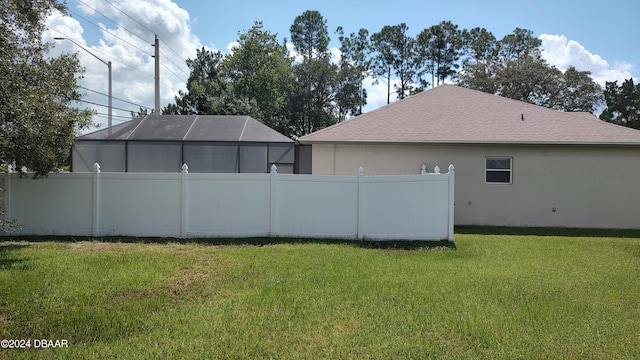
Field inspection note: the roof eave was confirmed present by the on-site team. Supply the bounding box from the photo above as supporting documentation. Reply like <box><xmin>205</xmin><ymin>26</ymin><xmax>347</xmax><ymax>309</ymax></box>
<box><xmin>298</xmin><ymin>139</ymin><xmax>640</xmax><ymax>146</ymax></box>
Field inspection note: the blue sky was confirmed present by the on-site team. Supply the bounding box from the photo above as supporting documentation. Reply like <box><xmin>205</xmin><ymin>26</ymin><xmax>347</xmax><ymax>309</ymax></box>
<box><xmin>45</xmin><ymin>0</ymin><xmax>639</xmax><ymax>130</ymax></box>
<box><xmin>198</xmin><ymin>0</ymin><xmax>636</xmax><ymax>65</ymax></box>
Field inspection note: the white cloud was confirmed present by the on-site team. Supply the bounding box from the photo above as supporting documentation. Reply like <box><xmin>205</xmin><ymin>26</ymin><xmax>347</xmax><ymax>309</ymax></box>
<box><xmin>44</xmin><ymin>0</ymin><xmax>203</xmax><ymax>131</ymax></box>
<box><xmin>363</xmin><ymin>75</ymin><xmax>400</xmax><ymax>113</ymax></box>
<box><xmin>226</xmin><ymin>41</ymin><xmax>240</xmax><ymax>54</ymax></box>
<box><xmin>330</xmin><ymin>46</ymin><xmax>342</xmax><ymax>65</ymax></box>
<box><xmin>539</xmin><ymin>33</ymin><xmax>636</xmax><ymax>86</ymax></box>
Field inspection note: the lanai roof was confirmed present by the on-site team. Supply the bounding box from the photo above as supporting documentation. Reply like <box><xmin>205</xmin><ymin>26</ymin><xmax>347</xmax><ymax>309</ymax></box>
<box><xmin>78</xmin><ymin>114</ymin><xmax>293</xmax><ymax>143</ymax></box>
<box><xmin>299</xmin><ymin>84</ymin><xmax>640</xmax><ymax>145</ymax></box>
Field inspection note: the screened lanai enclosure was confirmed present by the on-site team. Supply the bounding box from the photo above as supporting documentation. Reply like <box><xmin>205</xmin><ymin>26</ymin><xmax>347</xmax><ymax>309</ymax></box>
<box><xmin>72</xmin><ymin>115</ymin><xmax>303</xmax><ymax>174</ymax></box>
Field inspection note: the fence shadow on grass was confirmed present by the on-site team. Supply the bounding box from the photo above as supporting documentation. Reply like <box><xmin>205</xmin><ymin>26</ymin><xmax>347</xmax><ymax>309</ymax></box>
<box><xmin>0</xmin><ymin>235</ymin><xmax>455</xmax><ymax>250</ymax></box>
<box><xmin>0</xmin><ymin>244</ymin><xmax>29</xmax><ymax>270</ymax></box>
<box><xmin>456</xmin><ymin>226</ymin><xmax>640</xmax><ymax>238</ymax></box>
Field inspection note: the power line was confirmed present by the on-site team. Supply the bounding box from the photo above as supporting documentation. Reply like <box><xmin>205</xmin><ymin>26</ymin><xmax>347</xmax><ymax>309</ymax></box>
<box><xmin>160</xmin><ymin>38</ymin><xmax>184</xmax><ymax>60</ymax></box>
<box><xmin>93</xmin><ymin>113</ymin><xmax>138</xmax><ymax>123</ymax></box>
<box><xmin>158</xmin><ymin>49</ymin><xmax>190</xmax><ymax>79</ymax></box>
<box><xmin>52</xmin><ymin>29</ymin><xmax>178</xmax><ymax>93</ymax></box>
<box><xmin>92</xmin><ymin>0</ymin><xmax>190</xmax><ymax>80</ymax></box>
<box><xmin>79</xmin><ymin>85</ymin><xmax>151</xmax><ymax>110</ymax></box>
<box><xmin>158</xmin><ymin>40</ymin><xmax>190</xmax><ymax>78</ymax></box>
<box><xmin>53</xmin><ymin>2</ymin><xmax>192</xmax><ymax>103</ymax></box>
<box><xmin>50</xmin><ymin>29</ymin><xmax>178</xmax><ymax>91</ymax></box>
<box><xmin>102</xmin><ymin>0</ymin><xmax>156</xmax><ymax>40</ymax></box>
<box><xmin>76</xmin><ymin>0</ymin><xmax>188</xmax><ymax>85</ymax></box>
<box><xmin>159</xmin><ymin>61</ymin><xmax>188</xmax><ymax>84</ymax></box>
<box><xmin>54</xmin><ymin>26</ymin><xmax>186</xmax><ymax>88</ymax></box>
<box><xmin>93</xmin><ymin>112</ymin><xmax>135</xmax><ymax>120</ymax></box>
<box><xmin>75</xmin><ymin>0</ymin><xmax>152</xmax><ymax>46</ymax></box>
<box><xmin>74</xmin><ymin>98</ymin><xmax>139</xmax><ymax>113</ymax></box>
<box><xmin>68</xmin><ymin>9</ymin><xmax>153</xmax><ymax>57</ymax></box>
<box><xmin>52</xmin><ymin>29</ymin><xmax>115</xmax><ymax>62</ymax></box>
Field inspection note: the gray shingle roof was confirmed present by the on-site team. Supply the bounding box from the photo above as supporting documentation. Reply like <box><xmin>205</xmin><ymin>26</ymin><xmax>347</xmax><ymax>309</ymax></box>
<box><xmin>78</xmin><ymin>115</ymin><xmax>293</xmax><ymax>143</ymax></box>
<box><xmin>299</xmin><ymin>84</ymin><xmax>640</xmax><ymax>145</ymax></box>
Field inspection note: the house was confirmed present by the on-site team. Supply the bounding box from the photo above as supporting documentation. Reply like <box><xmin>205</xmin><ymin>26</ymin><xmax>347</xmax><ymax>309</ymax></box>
<box><xmin>299</xmin><ymin>84</ymin><xmax>640</xmax><ymax>229</ymax></box>
<box><xmin>72</xmin><ymin>114</ymin><xmax>305</xmax><ymax>174</ymax></box>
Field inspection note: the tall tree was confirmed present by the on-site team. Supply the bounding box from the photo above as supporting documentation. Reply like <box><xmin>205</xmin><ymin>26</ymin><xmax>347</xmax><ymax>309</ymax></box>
<box><xmin>335</xmin><ymin>27</ymin><xmax>370</xmax><ymax>118</ymax></box>
<box><xmin>495</xmin><ymin>55</ymin><xmax>563</xmax><ymax>107</ymax></box>
<box><xmin>556</xmin><ymin>67</ymin><xmax>603</xmax><ymax>113</ymax></box>
<box><xmin>224</xmin><ymin>22</ymin><xmax>293</xmax><ymax>131</ymax></box>
<box><xmin>497</xmin><ymin>28</ymin><xmax>542</xmax><ymax>61</ymax></box>
<box><xmin>416</xmin><ymin>21</ymin><xmax>463</xmax><ymax>87</ymax></box>
<box><xmin>163</xmin><ymin>47</ymin><xmax>260</xmax><ymax>117</ymax></box>
<box><xmin>289</xmin><ymin>10</ymin><xmax>330</xmax><ymax>59</ymax></box>
<box><xmin>286</xmin><ymin>10</ymin><xmax>340</xmax><ymax>136</ymax></box>
<box><xmin>457</xmin><ymin>27</ymin><xmax>499</xmax><ymax>94</ymax></box>
<box><xmin>163</xmin><ymin>48</ymin><xmax>225</xmax><ymax>114</ymax></box>
<box><xmin>287</xmin><ymin>58</ymin><xmax>338</xmax><ymax>135</ymax></box>
<box><xmin>461</xmin><ymin>27</ymin><xmax>498</xmax><ymax>65</ymax></box>
<box><xmin>370</xmin><ymin>23</ymin><xmax>419</xmax><ymax>103</ymax></box>
<box><xmin>600</xmin><ymin>79</ymin><xmax>640</xmax><ymax>129</ymax></box>
<box><xmin>0</xmin><ymin>0</ymin><xmax>93</xmax><ymax>177</ymax></box>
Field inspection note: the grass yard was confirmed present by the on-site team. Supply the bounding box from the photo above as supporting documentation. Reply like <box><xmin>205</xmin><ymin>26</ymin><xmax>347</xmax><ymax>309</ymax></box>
<box><xmin>1</xmin><ymin>230</ymin><xmax>639</xmax><ymax>359</ymax></box>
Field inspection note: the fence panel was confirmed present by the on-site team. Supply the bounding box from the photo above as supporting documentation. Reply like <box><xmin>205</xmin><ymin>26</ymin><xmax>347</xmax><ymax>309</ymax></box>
<box><xmin>186</xmin><ymin>173</ymin><xmax>271</xmax><ymax>237</ymax></box>
<box><xmin>274</xmin><ymin>174</ymin><xmax>359</xmax><ymax>238</ymax></box>
<box><xmin>98</xmin><ymin>173</ymin><xmax>182</xmax><ymax>237</ymax></box>
<box><xmin>362</xmin><ymin>175</ymin><xmax>450</xmax><ymax>240</ymax></box>
<box><xmin>2</xmin><ymin>173</ymin><xmax>93</xmax><ymax>235</ymax></box>
<box><xmin>2</xmin><ymin>164</ymin><xmax>454</xmax><ymax>241</ymax></box>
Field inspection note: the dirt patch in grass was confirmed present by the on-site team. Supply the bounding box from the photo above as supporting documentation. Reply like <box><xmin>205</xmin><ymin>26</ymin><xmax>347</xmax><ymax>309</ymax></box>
<box><xmin>0</xmin><ymin>241</ymin><xmax>31</xmax><ymax>247</ymax></box>
<box><xmin>70</xmin><ymin>241</ymin><xmax>139</xmax><ymax>252</ymax></box>
<box><xmin>113</xmin><ymin>255</ymin><xmax>239</xmax><ymax>303</ymax></box>
<box><xmin>0</xmin><ymin>313</ymin><xmax>14</xmax><ymax>327</ymax></box>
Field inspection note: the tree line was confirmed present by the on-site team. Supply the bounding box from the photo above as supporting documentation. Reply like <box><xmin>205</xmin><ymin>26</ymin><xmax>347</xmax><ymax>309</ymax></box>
<box><xmin>162</xmin><ymin>10</ymin><xmax>640</xmax><ymax>136</ymax></box>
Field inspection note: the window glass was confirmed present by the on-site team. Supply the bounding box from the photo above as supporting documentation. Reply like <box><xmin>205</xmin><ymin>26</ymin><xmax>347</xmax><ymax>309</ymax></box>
<box><xmin>486</xmin><ymin>158</ymin><xmax>511</xmax><ymax>170</ymax></box>
<box><xmin>485</xmin><ymin>157</ymin><xmax>512</xmax><ymax>184</ymax></box>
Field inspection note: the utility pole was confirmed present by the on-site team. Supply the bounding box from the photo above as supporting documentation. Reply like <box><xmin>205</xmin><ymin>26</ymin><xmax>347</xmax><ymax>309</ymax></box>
<box><xmin>153</xmin><ymin>35</ymin><xmax>160</xmax><ymax>114</ymax></box>
<box><xmin>54</xmin><ymin>37</ymin><xmax>112</xmax><ymax>133</ymax></box>
<box><xmin>107</xmin><ymin>60</ymin><xmax>112</xmax><ymax>135</ymax></box>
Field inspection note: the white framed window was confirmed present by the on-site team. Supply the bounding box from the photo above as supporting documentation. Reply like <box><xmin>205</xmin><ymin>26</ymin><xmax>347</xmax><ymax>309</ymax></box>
<box><xmin>485</xmin><ymin>157</ymin><xmax>512</xmax><ymax>184</ymax></box>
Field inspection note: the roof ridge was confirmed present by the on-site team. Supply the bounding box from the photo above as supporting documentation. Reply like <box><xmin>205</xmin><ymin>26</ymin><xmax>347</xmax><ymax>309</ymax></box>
<box><xmin>182</xmin><ymin>115</ymin><xmax>199</xmax><ymax>141</ymax></box>
<box><xmin>565</xmin><ymin>111</ymin><xmax>640</xmax><ymax>133</ymax></box>
<box><xmin>127</xmin><ymin>114</ymin><xmax>149</xmax><ymax>140</ymax></box>
<box><xmin>299</xmin><ymin>86</ymin><xmax>446</xmax><ymax>139</ymax></box>
<box><xmin>238</xmin><ymin>116</ymin><xmax>249</xmax><ymax>141</ymax></box>
<box><xmin>443</xmin><ymin>85</ymin><xmax>617</xmax><ymax>124</ymax></box>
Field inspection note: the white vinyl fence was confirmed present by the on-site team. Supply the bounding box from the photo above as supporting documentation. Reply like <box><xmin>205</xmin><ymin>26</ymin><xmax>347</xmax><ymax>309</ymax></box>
<box><xmin>1</xmin><ymin>164</ymin><xmax>455</xmax><ymax>241</ymax></box>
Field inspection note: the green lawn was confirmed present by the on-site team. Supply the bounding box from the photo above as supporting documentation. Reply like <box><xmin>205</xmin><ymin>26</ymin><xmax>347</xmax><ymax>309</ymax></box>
<box><xmin>1</xmin><ymin>230</ymin><xmax>639</xmax><ymax>359</ymax></box>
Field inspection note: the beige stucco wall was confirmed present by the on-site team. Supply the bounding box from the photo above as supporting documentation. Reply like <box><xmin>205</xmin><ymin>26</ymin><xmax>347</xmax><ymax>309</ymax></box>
<box><xmin>311</xmin><ymin>143</ymin><xmax>640</xmax><ymax>229</ymax></box>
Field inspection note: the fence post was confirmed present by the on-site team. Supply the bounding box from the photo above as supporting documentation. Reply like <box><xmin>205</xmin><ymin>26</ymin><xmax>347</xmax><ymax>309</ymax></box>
<box><xmin>92</xmin><ymin>163</ymin><xmax>101</xmax><ymax>237</ymax></box>
<box><xmin>357</xmin><ymin>166</ymin><xmax>364</xmax><ymax>240</ymax></box>
<box><xmin>3</xmin><ymin>165</ymin><xmax>12</xmax><ymax>235</ymax></box>
<box><xmin>421</xmin><ymin>164</ymin><xmax>427</xmax><ymax>175</ymax></box>
<box><xmin>270</xmin><ymin>164</ymin><xmax>278</xmax><ymax>237</ymax></box>
<box><xmin>180</xmin><ymin>164</ymin><xmax>189</xmax><ymax>239</ymax></box>
<box><xmin>447</xmin><ymin>164</ymin><xmax>455</xmax><ymax>241</ymax></box>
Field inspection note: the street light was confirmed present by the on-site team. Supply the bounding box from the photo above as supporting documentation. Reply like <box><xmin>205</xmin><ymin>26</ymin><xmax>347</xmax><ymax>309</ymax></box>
<box><xmin>54</xmin><ymin>37</ymin><xmax>112</xmax><ymax>134</ymax></box>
